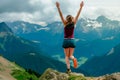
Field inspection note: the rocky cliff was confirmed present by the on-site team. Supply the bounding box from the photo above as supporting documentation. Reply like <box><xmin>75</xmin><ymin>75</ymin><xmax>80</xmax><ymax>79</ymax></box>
<box><xmin>40</xmin><ymin>68</ymin><xmax>120</xmax><ymax>80</ymax></box>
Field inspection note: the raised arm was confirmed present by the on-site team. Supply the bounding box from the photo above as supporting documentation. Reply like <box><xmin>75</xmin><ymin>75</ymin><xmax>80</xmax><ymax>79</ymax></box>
<box><xmin>56</xmin><ymin>2</ymin><xmax>66</xmax><ymax>26</ymax></box>
<box><xmin>74</xmin><ymin>1</ymin><xmax>84</xmax><ymax>24</ymax></box>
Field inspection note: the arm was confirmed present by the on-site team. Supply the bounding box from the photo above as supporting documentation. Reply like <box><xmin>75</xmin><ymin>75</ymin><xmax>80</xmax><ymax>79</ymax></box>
<box><xmin>56</xmin><ymin>2</ymin><xmax>66</xmax><ymax>26</ymax></box>
<box><xmin>74</xmin><ymin>1</ymin><xmax>84</xmax><ymax>24</ymax></box>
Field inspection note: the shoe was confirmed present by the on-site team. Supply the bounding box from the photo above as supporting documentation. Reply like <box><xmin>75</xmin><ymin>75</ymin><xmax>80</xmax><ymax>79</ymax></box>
<box><xmin>66</xmin><ymin>69</ymin><xmax>71</xmax><ymax>74</ymax></box>
<box><xmin>73</xmin><ymin>58</ymin><xmax>78</xmax><ymax>68</ymax></box>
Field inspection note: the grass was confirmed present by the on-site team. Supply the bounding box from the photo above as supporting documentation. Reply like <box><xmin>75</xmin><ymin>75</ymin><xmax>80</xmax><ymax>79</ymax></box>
<box><xmin>0</xmin><ymin>56</ymin><xmax>39</xmax><ymax>80</ymax></box>
<box><xmin>0</xmin><ymin>68</ymin><xmax>5</xmax><ymax>71</ymax></box>
<box><xmin>69</xmin><ymin>75</ymin><xmax>86</xmax><ymax>80</ymax></box>
<box><xmin>11</xmin><ymin>70</ymin><xmax>39</xmax><ymax>80</ymax></box>
<box><xmin>10</xmin><ymin>62</ymin><xmax>24</xmax><ymax>71</ymax></box>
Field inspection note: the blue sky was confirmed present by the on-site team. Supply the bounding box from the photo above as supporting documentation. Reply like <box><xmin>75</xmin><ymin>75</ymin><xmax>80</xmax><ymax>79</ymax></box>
<box><xmin>0</xmin><ymin>0</ymin><xmax>120</xmax><ymax>25</ymax></box>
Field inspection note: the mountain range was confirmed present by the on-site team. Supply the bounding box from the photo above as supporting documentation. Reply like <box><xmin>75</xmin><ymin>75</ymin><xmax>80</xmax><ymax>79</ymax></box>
<box><xmin>80</xmin><ymin>42</ymin><xmax>120</xmax><ymax>76</ymax></box>
<box><xmin>6</xmin><ymin>15</ymin><xmax>120</xmax><ymax>58</ymax></box>
<box><xmin>1</xmin><ymin>15</ymin><xmax>120</xmax><ymax>76</ymax></box>
<box><xmin>0</xmin><ymin>22</ymin><xmax>40</xmax><ymax>58</ymax></box>
<box><xmin>0</xmin><ymin>22</ymin><xmax>84</xmax><ymax>74</ymax></box>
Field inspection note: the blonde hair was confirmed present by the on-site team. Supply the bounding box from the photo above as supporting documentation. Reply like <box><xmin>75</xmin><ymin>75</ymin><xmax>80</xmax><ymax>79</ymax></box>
<box><xmin>66</xmin><ymin>15</ymin><xmax>73</xmax><ymax>23</ymax></box>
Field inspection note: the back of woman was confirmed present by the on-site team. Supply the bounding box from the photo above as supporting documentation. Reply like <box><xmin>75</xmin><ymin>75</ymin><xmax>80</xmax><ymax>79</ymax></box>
<box><xmin>56</xmin><ymin>1</ymin><xmax>84</xmax><ymax>73</ymax></box>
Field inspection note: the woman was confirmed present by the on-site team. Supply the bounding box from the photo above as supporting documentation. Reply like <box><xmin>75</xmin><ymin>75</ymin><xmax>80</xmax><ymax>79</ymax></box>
<box><xmin>56</xmin><ymin>1</ymin><xmax>84</xmax><ymax>73</ymax></box>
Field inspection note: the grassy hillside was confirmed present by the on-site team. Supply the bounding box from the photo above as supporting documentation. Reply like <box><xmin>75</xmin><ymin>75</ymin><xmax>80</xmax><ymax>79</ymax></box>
<box><xmin>0</xmin><ymin>55</ymin><xmax>39</xmax><ymax>80</ymax></box>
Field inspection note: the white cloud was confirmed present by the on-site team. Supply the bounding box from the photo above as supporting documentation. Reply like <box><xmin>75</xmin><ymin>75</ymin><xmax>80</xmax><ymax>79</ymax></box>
<box><xmin>52</xmin><ymin>55</ymin><xmax>88</xmax><ymax>67</ymax></box>
<box><xmin>0</xmin><ymin>0</ymin><xmax>120</xmax><ymax>24</ymax></box>
<box><xmin>77</xmin><ymin>57</ymin><xmax>88</xmax><ymax>67</ymax></box>
<box><xmin>52</xmin><ymin>55</ymin><xmax>65</xmax><ymax>63</ymax></box>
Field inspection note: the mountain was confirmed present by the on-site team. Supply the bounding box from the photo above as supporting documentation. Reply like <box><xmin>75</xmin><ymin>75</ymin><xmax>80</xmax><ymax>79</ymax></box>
<box><xmin>0</xmin><ymin>22</ymin><xmax>13</xmax><ymax>33</ymax></box>
<box><xmin>6</xmin><ymin>21</ymin><xmax>49</xmax><ymax>34</ymax></box>
<box><xmin>0</xmin><ymin>22</ymin><xmax>84</xmax><ymax>74</ymax></box>
<box><xmin>0</xmin><ymin>22</ymin><xmax>40</xmax><ymax>58</ymax></box>
<box><xmin>6</xmin><ymin>21</ymin><xmax>45</xmax><ymax>34</ymax></box>
<box><xmin>6</xmin><ymin>16</ymin><xmax>120</xmax><ymax>59</ymax></box>
<box><xmin>0</xmin><ymin>56</ymin><xmax>39</xmax><ymax>80</ymax></box>
<box><xmin>80</xmin><ymin>42</ymin><xmax>120</xmax><ymax>76</ymax></box>
<box><xmin>6</xmin><ymin>21</ymin><xmax>64</xmax><ymax>57</ymax></box>
<box><xmin>40</xmin><ymin>68</ymin><xmax>120</xmax><ymax>80</ymax></box>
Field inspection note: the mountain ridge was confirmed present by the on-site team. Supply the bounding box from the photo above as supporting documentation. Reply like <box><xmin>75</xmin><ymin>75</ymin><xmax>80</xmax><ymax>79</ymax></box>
<box><xmin>5</xmin><ymin>15</ymin><xmax>120</xmax><ymax>59</ymax></box>
<box><xmin>0</xmin><ymin>22</ymin><xmax>77</xmax><ymax>74</ymax></box>
<box><xmin>80</xmin><ymin>42</ymin><xmax>120</xmax><ymax>76</ymax></box>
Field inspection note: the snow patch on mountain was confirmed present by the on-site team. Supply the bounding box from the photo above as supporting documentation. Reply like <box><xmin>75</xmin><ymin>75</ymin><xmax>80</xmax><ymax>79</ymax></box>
<box><xmin>107</xmin><ymin>48</ymin><xmax>114</xmax><ymax>56</ymax></box>
<box><xmin>102</xmin><ymin>36</ymin><xmax>114</xmax><ymax>40</ymax></box>
<box><xmin>29</xmin><ymin>53</ymin><xmax>36</xmax><ymax>56</ymax></box>
<box><xmin>86</xmin><ymin>19</ymin><xmax>102</xmax><ymax>28</ymax></box>
<box><xmin>0</xmin><ymin>32</ymin><xmax>7</xmax><ymax>37</ymax></box>
<box><xmin>82</xmin><ymin>19</ymin><xmax>102</xmax><ymax>33</ymax></box>
<box><xmin>35</xmin><ymin>27</ymin><xmax>50</xmax><ymax>31</ymax></box>
<box><xmin>32</xmin><ymin>40</ymin><xmax>40</xmax><ymax>43</ymax></box>
<box><xmin>21</xmin><ymin>23</ymin><xmax>26</xmax><ymax>33</ymax></box>
<box><xmin>75</xmin><ymin>38</ymin><xmax>80</xmax><ymax>42</ymax></box>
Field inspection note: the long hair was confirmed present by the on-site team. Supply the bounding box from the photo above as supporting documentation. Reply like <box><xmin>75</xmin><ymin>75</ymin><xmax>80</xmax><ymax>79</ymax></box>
<box><xmin>66</xmin><ymin>15</ymin><xmax>73</xmax><ymax>24</ymax></box>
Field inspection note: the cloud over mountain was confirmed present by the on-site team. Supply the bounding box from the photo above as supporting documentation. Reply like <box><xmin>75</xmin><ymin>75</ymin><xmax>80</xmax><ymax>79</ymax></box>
<box><xmin>0</xmin><ymin>0</ymin><xmax>120</xmax><ymax>24</ymax></box>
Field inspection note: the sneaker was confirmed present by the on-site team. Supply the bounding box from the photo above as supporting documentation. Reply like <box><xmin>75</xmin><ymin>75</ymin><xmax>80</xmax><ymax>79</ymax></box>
<box><xmin>73</xmin><ymin>58</ymin><xmax>78</xmax><ymax>68</ymax></box>
<box><xmin>66</xmin><ymin>69</ymin><xmax>71</xmax><ymax>74</ymax></box>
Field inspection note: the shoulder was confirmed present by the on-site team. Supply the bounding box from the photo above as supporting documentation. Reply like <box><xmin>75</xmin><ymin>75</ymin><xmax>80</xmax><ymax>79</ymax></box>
<box><xmin>73</xmin><ymin>19</ymin><xmax>76</xmax><ymax>25</ymax></box>
<box><xmin>63</xmin><ymin>20</ymin><xmax>67</xmax><ymax>27</ymax></box>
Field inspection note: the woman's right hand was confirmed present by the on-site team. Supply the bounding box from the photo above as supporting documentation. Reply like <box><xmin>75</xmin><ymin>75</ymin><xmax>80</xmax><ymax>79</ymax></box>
<box><xmin>56</xmin><ymin>2</ymin><xmax>60</xmax><ymax>8</ymax></box>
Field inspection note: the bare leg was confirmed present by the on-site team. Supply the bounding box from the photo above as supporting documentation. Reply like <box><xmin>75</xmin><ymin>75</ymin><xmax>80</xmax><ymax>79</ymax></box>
<box><xmin>69</xmin><ymin>48</ymin><xmax>75</xmax><ymax>59</ymax></box>
<box><xmin>64</xmin><ymin>48</ymin><xmax>70</xmax><ymax>69</ymax></box>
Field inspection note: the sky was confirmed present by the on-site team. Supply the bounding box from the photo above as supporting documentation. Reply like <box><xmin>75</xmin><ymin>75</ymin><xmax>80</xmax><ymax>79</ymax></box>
<box><xmin>0</xmin><ymin>0</ymin><xmax>120</xmax><ymax>25</ymax></box>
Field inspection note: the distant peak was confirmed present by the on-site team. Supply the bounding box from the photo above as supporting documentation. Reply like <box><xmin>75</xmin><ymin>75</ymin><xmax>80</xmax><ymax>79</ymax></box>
<box><xmin>96</xmin><ymin>15</ymin><xmax>109</xmax><ymax>22</ymax></box>
<box><xmin>98</xmin><ymin>15</ymin><xmax>106</xmax><ymax>18</ymax></box>
<box><xmin>0</xmin><ymin>22</ymin><xmax>6</xmax><ymax>25</ymax></box>
<box><xmin>0</xmin><ymin>22</ymin><xmax>13</xmax><ymax>33</ymax></box>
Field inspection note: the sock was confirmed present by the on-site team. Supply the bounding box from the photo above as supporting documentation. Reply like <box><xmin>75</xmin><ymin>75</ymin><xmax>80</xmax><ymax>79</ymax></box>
<box><xmin>70</xmin><ymin>56</ymin><xmax>74</xmax><ymax>60</ymax></box>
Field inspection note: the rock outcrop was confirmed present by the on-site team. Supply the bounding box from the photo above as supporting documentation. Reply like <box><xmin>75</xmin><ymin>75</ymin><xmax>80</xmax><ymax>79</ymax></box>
<box><xmin>39</xmin><ymin>68</ymin><xmax>86</xmax><ymax>80</ymax></box>
<box><xmin>40</xmin><ymin>68</ymin><xmax>120</xmax><ymax>80</ymax></box>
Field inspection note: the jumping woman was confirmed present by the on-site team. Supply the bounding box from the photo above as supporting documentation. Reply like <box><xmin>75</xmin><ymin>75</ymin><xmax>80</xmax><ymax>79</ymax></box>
<box><xmin>56</xmin><ymin>1</ymin><xmax>84</xmax><ymax>73</ymax></box>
